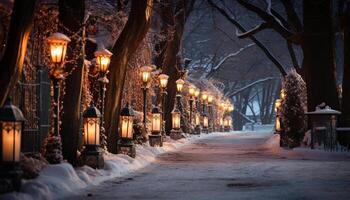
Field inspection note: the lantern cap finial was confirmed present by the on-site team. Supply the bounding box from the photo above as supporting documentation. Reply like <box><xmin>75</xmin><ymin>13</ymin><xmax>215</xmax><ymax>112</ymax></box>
<box><xmin>120</xmin><ymin>103</ymin><xmax>135</xmax><ymax>116</ymax></box>
<box><xmin>46</xmin><ymin>32</ymin><xmax>71</xmax><ymax>43</ymax></box>
<box><xmin>94</xmin><ymin>45</ymin><xmax>113</xmax><ymax>57</ymax></box>
<box><xmin>152</xmin><ymin>106</ymin><xmax>162</xmax><ymax>114</ymax></box>
<box><xmin>0</xmin><ymin>98</ymin><xmax>26</xmax><ymax>121</ymax></box>
<box><xmin>83</xmin><ymin>102</ymin><xmax>102</xmax><ymax>118</ymax></box>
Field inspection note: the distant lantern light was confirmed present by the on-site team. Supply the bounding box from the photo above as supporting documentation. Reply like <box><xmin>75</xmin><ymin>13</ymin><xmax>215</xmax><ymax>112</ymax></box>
<box><xmin>194</xmin><ymin>89</ymin><xmax>200</xmax><ymax>98</ymax></box>
<box><xmin>83</xmin><ymin>103</ymin><xmax>101</xmax><ymax>146</ymax></box>
<box><xmin>158</xmin><ymin>74</ymin><xmax>169</xmax><ymax>89</ymax></box>
<box><xmin>151</xmin><ymin>106</ymin><xmax>162</xmax><ymax>134</ymax></box>
<box><xmin>94</xmin><ymin>47</ymin><xmax>113</xmax><ymax>73</ymax></box>
<box><xmin>140</xmin><ymin>66</ymin><xmax>153</xmax><ymax>84</ymax></box>
<box><xmin>195</xmin><ymin>113</ymin><xmax>201</xmax><ymax>126</ymax></box>
<box><xmin>280</xmin><ymin>89</ymin><xmax>286</xmax><ymax>100</ymax></box>
<box><xmin>119</xmin><ymin>103</ymin><xmax>134</xmax><ymax>139</ymax></box>
<box><xmin>203</xmin><ymin>114</ymin><xmax>209</xmax><ymax>128</ymax></box>
<box><xmin>46</xmin><ymin>32</ymin><xmax>71</xmax><ymax>66</ymax></box>
<box><xmin>171</xmin><ymin>108</ymin><xmax>181</xmax><ymax>130</ymax></box>
<box><xmin>208</xmin><ymin>95</ymin><xmax>214</xmax><ymax>104</ymax></box>
<box><xmin>0</xmin><ymin>99</ymin><xmax>26</xmax><ymax>163</ymax></box>
<box><xmin>275</xmin><ymin>116</ymin><xmax>281</xmax><ymax>131</ymax></box>
<box><xmin>228</xmin><ymin>104</ymin><xmax>234</xmax><ymax>112</ymax></box>
<box><xmin>219</xmin><ymin>117</ymin><xmax>224</xmax><ymax>126</ymax></box>
<box><xmin>201</xmin><ymin>92</ymin><xmax>208</xmax><ymax>101</ymax></box>
<box><xmin>189</xmin><ymin>85</ymin><xmax>196</xmax><ymax>97</ymax></box>
<box><xmin>176</xmin><ymin>79</ymin><xmax>185</xmax><ymax>93</ymax></box>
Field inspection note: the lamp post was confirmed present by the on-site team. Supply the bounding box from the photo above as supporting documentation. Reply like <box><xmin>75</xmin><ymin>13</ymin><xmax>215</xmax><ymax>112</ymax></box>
<box><xmin>0</xmin><ymin>99</ymin><xmax>26</xmax><ymax>193</ymax></box>
<box><xmin>149</xmin><ymin>106</ymin><xmax>162</xmax><ymax>147</ymax></box>
<box><xmin>194</xmin><ymin>89</ymin><xmax>201</xmax><ymax>134</ymax></box>
<box><xmin>207</xmin><ymin>94</ymin><xmax>213</xmax><ymax>133</ymax></box>
<box><xmin>188</xmin><ymin>85</ymin><xmax>196</xmax><ymax>131</ymax></box>
<box><xmin>175</xmin><ymin>78</ymin><xmax>185</xmax><ymax>107</ymax></box>
<box><xmin>158</xmin><ymin>74</ymin><xmax>169</xmax><ymax>136</ymax></box>
<box><xmin>201</xmin><ymin>92</ymin><xmax>208</xmax><ymax>134</ymax></box>
<box><xmin>81</xmin><ymin>103</ymin><xmax>104</xmax><ymax>169</ymax></box>
<box><xmin>140</xmin><ymin>66</ymin><xmax>153</xmax><ymax>134</ymax></box>
<box><xmin>117</xmin><ymin>103</ymin><xmax>136</xmax><ymax>158</ymax></box>
<box><xmin>46</xmin><ymin>32</ymin><xmax>71</xmax><ymax>137</ymax></box>
<box><xmin>170</xmin><ymin>107</ymin><xmax>182</xmax><ymax>140</ymax></box>
<box><xmin>95</xmin><ymin>47</ymin><xmax>112</xmax><ymax>148</ymax></box>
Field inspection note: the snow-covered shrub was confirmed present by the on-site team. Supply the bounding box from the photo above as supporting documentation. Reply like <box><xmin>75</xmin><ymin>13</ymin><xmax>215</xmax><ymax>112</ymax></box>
<box><xmin>43</xmin><ymin>134</ymin><xmax>64</xmax><ymax>164</ymax></box>
<box><xmin>280</xmin><ymin>70</ymin><xmax>307</xmax><ymax>148</ymax></box>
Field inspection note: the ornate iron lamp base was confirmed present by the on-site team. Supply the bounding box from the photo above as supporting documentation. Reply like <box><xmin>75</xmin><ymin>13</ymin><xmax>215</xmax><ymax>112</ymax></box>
<box><xmin>170</xmin><ymin>129</ymin><xmax>183</xmax><ymax>140</ymax></box>
<box><xmin>149</xmin><ymin>134</ymin><xmax>163</xmax><ymax>147</ymax></box>
<box><xmin>0</xmin><ymin>164</ymin><xmax>22</xmax><ymax>194</ymax></box>
<box><xmin>80</xmin><ymin>145</ymin><xmax>104</xmax><ymax>169</ymax></box>
<box><xmin>117</xmin><ymin>139</ymin><xmax>136</xmax><ymax>158</ymax></box>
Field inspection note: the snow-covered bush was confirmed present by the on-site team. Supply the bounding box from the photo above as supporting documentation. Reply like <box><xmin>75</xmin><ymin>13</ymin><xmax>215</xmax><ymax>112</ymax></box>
<box><xmin>280</xmin><ymin>70</ymin><xmax>307</xmax><ymax>148</ymax></box>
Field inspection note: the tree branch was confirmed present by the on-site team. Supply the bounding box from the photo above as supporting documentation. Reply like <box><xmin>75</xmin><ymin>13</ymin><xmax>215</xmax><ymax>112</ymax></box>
<box><xmin>236</xmin><ymin>22</ymin><xmax>268</xmax><ymax>39</ymax></box>
<box><xmin>207</xmin><ymin>0</ymin><xmax>287</xmax><ymax>76</ymax></box>
<box><xmin>226</xmin><ymin>77</ymin><xmax>277</xmax><ymax>98</ymax></box>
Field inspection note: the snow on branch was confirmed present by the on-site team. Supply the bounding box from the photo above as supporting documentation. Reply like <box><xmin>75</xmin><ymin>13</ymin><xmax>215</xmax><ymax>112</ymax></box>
<box><xmin>226</xmin><ymin>77</ymin><xmax>277</xmax><ymax>98</ymax></box>
<box><xmin>236</xmin><ymin>0</ymin><xmax>297</xmax><ymax>43</ymax></box>
<box><xmin>236</xmin><ymin>23</ymin><xmax>268</xmax><ymax>38</ymax></box>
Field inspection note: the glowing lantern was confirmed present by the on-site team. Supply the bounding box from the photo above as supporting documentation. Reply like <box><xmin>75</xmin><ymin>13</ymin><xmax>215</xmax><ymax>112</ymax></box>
<box><xmin>189</xmin><ymin>85</ymin><xmax>196</xmax><ymax>97</ymax></box>
<box><xmin>203</xmin><ymin>114</ymin><xmax>209</xmax><ymax>128</ymax></box>
<box><xmin>83</xmin><ymin>103</ymin><xmax>101</xmax><ymax>146</ymax></box>
<box><xmin>46</xmin><ymin>32</ymin><xmax>71</xmax><ymax>66</ymax></box>
<box><xmin>208</xmin><ymin>95</ymin><xmax>213</xmax><ymax>104</ymax></box>
<box><xmin>275</xmin><ymin>116</ymin><xmax>281</xmax><ymax>131</ymax></box>
<box><xmin>158</xmin><ymin>74</ymin><xmax>169</xmax><ymax>89</ymax></box>
<box><xmin>280</xmin><ymin>89</ymin><xmax>286</xmax><ymax>99</ymax></box>
<box><xmin>94</xmin><ymin>47</ymin><xmax>113</xmax><ymax>73</ymax></box>
<box><xmin>171</xmin><ymin>108</ymin><xmax>181</xmax><ymax>130</ymax></box>
<box><xmin>0</xmin><ymin>100</ymin><xmax>25</xmax><ymax>163</ymax></box>
<box><xmin>219</xmin><ymin>118</ymin><xmax>224</xmax><ymax>126</ymax></box>
<box><xmin>119</xmin><ymin>103</ymin><xmax>134</xmax><ymax>139</ymax></box>
<box><xmin>194</xmin><ymin>89</ymin><xmax>200</xmax><ymax>98</ymax></box>
<box><xmin>176</xmin><ymin>79</ymin><xmax>185</xmax><ymax>93</ymax></box>
<box><xmin>201</xmin><ymin>92</ymin><xmax>208</xmax><ymax>101</ymax></box>
<box><xmin>195</xmin><ymin>113</ymin><xmax>201</xmax><ymax>126</ymax></box>
<box><xmin>151</xmin><ymin>107</ymin><xmax>162</xmax><ymax>134</ymax></box>
<box><xmin>140</xmin><ymin>66</ymin><xmax>153</xmax><ymax>84</ymax></box>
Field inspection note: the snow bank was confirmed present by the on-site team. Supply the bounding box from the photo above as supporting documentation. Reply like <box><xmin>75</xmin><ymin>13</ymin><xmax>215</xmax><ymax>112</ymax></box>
<box><xmin>0</xmin><ymin>133</ymin><xmax>226</xmax><ymax>200</ymax></box>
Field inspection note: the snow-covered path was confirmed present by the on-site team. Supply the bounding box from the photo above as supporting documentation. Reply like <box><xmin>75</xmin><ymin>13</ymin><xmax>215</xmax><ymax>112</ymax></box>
<box><xmin>64</xmin><ymin>132</ymin><xmax>350</xmax><ymax>200</ymax></box>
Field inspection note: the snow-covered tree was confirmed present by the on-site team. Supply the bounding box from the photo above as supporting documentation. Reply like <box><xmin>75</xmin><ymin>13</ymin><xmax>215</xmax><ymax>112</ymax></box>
<box><xmin>280</xmin><ymin>70</ymin><xmax>307</xmax><ymax>148</ymax></box>
<box><xmin>43</xmin><ymin>134</ymin><xmax>64</xmax><ymax>164</ymax></box>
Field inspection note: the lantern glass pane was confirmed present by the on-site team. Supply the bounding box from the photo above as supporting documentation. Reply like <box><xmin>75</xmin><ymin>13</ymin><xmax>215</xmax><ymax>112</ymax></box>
<box><xmin>275</xmin><ymin>116</ymin><xmax>281</xmax><ymax>131</ymax></box>
<box><xmin>50</xmin><ymin>42</ymin><xmax>67</xmax><ymax>65</ymax></box>
<box><xmin>152</xmin><ymin>113</ymin><xmax>162</xmax><ymax>132</ymax></box>
<box><xmin>160</xmin><ymin>78</ymin><xmax>168</xmax><ymax>88</ymax></box>
<box><xmin>121</xmin><ymin>116</ymin><xmax>133</xmax><ymax>139</ymax></box>
<box><xmin>203</xmin><ymin>116</ymin><xmax>209</xmax><ymax>128</ymax></box>
<box><xmin>84</xmin><ymin>118</ymin><xmax>100</xmax><ymax>145</ymax></box>
<box><xmin>1</xmin><ymin>122</ymin><xmax>21</xmax><ymax>162</ymax></box>
<box><xmin>142</xmin><ymin>71</ymin><xmax>151</xmax><ymax>83</ymax></box>
<box><xmin>176</xmin><ymin>83</ymin><xmax>183</xmax><ymax>92</ymax></box>
<box><xmin>172</xmin><ymin>112</ymin><xmax>181</xmax><ymax>129</ymax></box>
<box><xmin>97</xmin><ymin>56</ymin><xmax>111</xmax><ymax>73</ymax></box>
<box><xmin>195</xmin><ymin>113</ymin><xmax>200</xmax><ymax>126</ymax></box>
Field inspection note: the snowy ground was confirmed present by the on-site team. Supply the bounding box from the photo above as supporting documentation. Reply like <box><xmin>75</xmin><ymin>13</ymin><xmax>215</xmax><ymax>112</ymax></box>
<box><xmin>64</xmin><ymin>130</ymin><xmax>350</xmax><ymax>200</ymax></box>
<box><xmin>0</xmin><ymin>133</ymin><xmax>227</xmax><ymax>200</ymax></box>
<box><xmin>2</xmin><ymin>128</ymin><xmax>350</xmax><ymax>200</ymax></box>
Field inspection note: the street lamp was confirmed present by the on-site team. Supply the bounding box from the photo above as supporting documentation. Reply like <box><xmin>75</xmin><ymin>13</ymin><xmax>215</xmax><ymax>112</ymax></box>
<box><xmin>176</xmin><ymin>79</ymin><xmax>185</xmax><ymax>93</ymax></box>
<box><xmin>0</xmin><ymin>99</ymin><xmax>26</xmax><ymax>192</ymax></box>
<box><xmin>46</xmin><ymin>32</ymin><xmax>70</xmax><ymax>137</ymax></box>
<box><xmin>224</xmin><ymin>115</ymin><xmax>232</xmax><ymax>132</ymax></box>
<box><xmin>203</xmin><ymin>113</ymin><xmax>209</xmax><ymax>132</ymax></box>
<box><xmin>158</xmin><ymin>73</ymin><xmax>169</xmax><ymax>136</ymax></box>
<box><xmin>170</xmin><ymin>107</ymin><xmax>182</xmax><ymax>139</ymax></box>
<box><xmin>118</xmin><ymin>103</ymin><xmax>135</xmax><ymax>158</ymax></box>
<box><xmin>140</xmin><ymin>66</ymin><xmax>153</xmax><ymax>134</ymax></box>
<box><xmin>207</xmin><ymin>94</ymin><xmax>214</xmax><ymax>133</ymax></box>
<box><xmin>188</xmin><ymin>85</ymin><xmax>196</xmax><ymax>130</ymax></box>
<box><xmin>149</xmin><ymin>106</ymin><xmax>162</xmax><ymax>147</ymax></box>
<box><xmin>95</xmin><ymin>47</ymin><xmax>113</xmax><ymax>148</ymax></box>
<box><xmin>81</xmin><ymin>103</ymin><xmax>104</xmax><ymax>169</ymax></box>
<box><xmin>194</xmin><ymin>89</ymin><xmax>201</xmax><ymax>134</ymax></box>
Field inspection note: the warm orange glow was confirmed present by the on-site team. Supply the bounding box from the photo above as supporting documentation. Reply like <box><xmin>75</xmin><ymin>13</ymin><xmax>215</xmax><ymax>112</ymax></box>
<box><xmin>140</xmin><ymin>66</ymin><xmax>153</xmax><ymax>84</ymax></box>
<box><xmin>195</xmin><ymin>113</ymin><xmax>200</xmax><ymax>126</ymax></box>
<box><xmin>189</xmin><ymin>85</ymin><xmax>196</xmax><ymax>96</ymax></box>
<box><xmin>194</xmin><ymin>89</ymin><xmax>200</xmax><ymax>98</ymax></box>
<box><xmin>275</xmin><ymin>116</ymin><xmax>281</xmax><ymax>131</ymax></box>
<box><xmin>159</xmin><ymin>74</ymin><xmax>169</xmax><ymax>89</ymax></box>
<box><xmin>172</xmin><ymin>111</ymin><xmax>181</xmax><ymax>129</ymax></box>
<box><xmin>152</xmin><ymin>113</ymin><xmax>162</xmax><ymax>133</ymax></box>
<box><xmin>203</xmin><ymin>116</ymin><xmax>209</xmax><ymax>128</ymax></box>
<box><xmin>201</xmin><ymin>92</ymin><xmax>208</xmax><ymax>101</ymax></box>
<box><xmin>95</xmin><ymin>48</ymin><xmax>112</xmax><ymax>73</ymax></box>
<box><xmin>208</xmin><ymin>95</ymin><xmax>213</xmax><ymax>104</ymax></box>
<box><xmin>280</xmin><ymin>89</ymin><xmax>286</xmax><ymax>99</ymax></box>
<box><xmin>83</xmin><ymin>118</ymin><xmax>100</xmax><ymax>145</ymax></box>
<box><xmin>120</xmin><ymin>116</ymin><xmax>133</xmax><ymax>139</ymax></box>
<box><xmin>176</xmin><ymin>79</ymin><xmax>185</xmax><ymax>93</ymax></box>
<box><xmin>1</xmin><ymin>122</ymin><xmax>21</xmax><ymax>162</ymax></box>
<box><xmin>275</xmin><ymin>99</ymin><xmax>282</xmax><ymax>112</ymax></box>
<box><xmin>219</xmin><ymin>118</ymin><xmax>223</xmax><ymax>126</ymax></box>
<box><xmin>47</xmin><ymin>33</ymin><xmax>70</xmax><ymax>65</ymax></box>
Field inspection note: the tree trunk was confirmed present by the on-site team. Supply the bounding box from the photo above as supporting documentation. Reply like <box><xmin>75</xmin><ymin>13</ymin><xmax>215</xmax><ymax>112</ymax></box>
<box><xmin>302</xmin><ymin>0</ymin><xmax>339</xmax><ymax>111</ymax></box>
<box><xmin>341</xmin><ymin>2</ymin><xmax>350</xmax><ymax>126</ymax></box>
<box><xmin>0</xmin><ymin>0</ymin><xmax>36</xmax><ymax>106</ymax></box>
<box><xmin>59</xmin><ymin>0</ymin><xmax>85</xmax><ymax>165</ymax></box>
<box><xmin>105</xmin><ymin>0</ymin><xmax>153</xmax><ymax>153</ymax></box>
